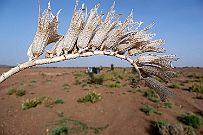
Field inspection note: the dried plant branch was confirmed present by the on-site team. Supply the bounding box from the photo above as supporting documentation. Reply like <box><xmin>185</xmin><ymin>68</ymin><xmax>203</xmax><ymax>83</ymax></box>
<box><xmin>0</xmin><ymin>1</ymin><xmax>178</xmax><ymax>100</ymax></box>
<box><xmin>0</xmin><ymin>51</ymin><xmax>141</xmax><ymax>83</ymax></box>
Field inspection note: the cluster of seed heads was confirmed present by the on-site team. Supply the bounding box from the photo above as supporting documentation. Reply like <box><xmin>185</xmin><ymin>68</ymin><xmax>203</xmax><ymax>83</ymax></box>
<box><xmin>27</xmin><ymin>0</ymin><xmax>178</xmax><ymax>100</ymax></box>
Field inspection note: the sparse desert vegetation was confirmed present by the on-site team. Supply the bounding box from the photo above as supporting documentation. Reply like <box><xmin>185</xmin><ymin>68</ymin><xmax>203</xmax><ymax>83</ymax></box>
<box><xmin>62</xmin><ymin>83</ymin><xmax>70</xmax><ymax>92</ymax></box>
<box><xmin>7</xmin><ymin>87</ymin><xmax>16</xmax><ymax>95</ymax></box>
<box><xmin>47</xmin><ymin>112</ymin><xmax>108</xmax><ymax>135</ymax></box>
<box><xmin>144</xmin><ymin>89</ymin><xmax>160</xmax><ymax>103</ymax></box>
<box><xmin>141</xmin><ymin>105</ymin><xmax>162</xmax><ymax>115</ymax></box>
<box><xmin>179</xmin><ymin>113</ymin><xmax>202</xmax><ymax>129</ymax></box>
<box><xmin>0</xmin><ymin>67</ymin><xmax>203</xmax><ymax>135</ymax></box>
<box><xmin>162</xmin><ymin>101</ymin><xmax>173</xmax><ymax>109</ymax></box>
<box><xmin>22</xmin><ymin>96</ymin><xmax>64</xmax><ymax>110</ymax></box>
<box><xmin>77</xmin><ymin>91</ymin><xmax>102</xmax><ymax>103</ymax></box>
<box><xmin>15</xmin><ymin>88</ymin><xmax>26</xmax><ymax>97</ymax></box>
<box><xmin>189</xmin><ymin>83</ymin><xmax>203</xmax><ymax>93</ymax></box>
<box><xmin>152</xmin><ymin>119</ymin><xmax>196</xmax><ymax>135</ymax></box>
<box><xmin>21</xmin><ymin>97</ymin><xmax>42</xmax><ymax>110</ymax></box>
<box><xmin>7</xmin><ymin>87</ymin><xmax>26</xmax><ymax>97</ymax></box>
<box><xmin>169</xmin><ymin>83</ymin><xmax>181</xmax><ymax>89</ymax></box>
<box><xmin>152</xmin><ymin>119</ymin><xmax>169</xmax><ymax>129</ymax></box>
<box><xmin>141</xmin><ymin>105</ymin><xmax>157</xmax><ymax>115</ymax></box>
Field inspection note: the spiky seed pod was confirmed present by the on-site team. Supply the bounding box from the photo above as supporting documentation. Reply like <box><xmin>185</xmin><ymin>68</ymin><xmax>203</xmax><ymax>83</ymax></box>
<box><xmin>62</xmin><ymin>2</ymin><xmax>87</xmax><ymax>54</ymax></box>
<box><xmin>141</xmin><ymin>65</ymin><xmax>176</xmax><ymax>82</ymax></box>
<box><xmin>116</xmin><ymin>43</ymin><xmax>132</xmax><ymax>53</ymax></box>
<box><xmin>45</xmin><ymin>36</ymin><xmax>64</xmax><ymax>58</ymax></box>
<box><xmin>114</xmin><ymin>22</ymin><xmax>143</xmax><ymax>53</ymax></box>
<box><xmin>136</xmin><ymin>55</ymin><xmax>178</xmax><ymax>68</ymax></box>
<box><xmin>101</xmin><ymin>11</ymin><xmax>134</xmax><ymax>50</ymax></box>
<box><xmin>115</xmin><ymin>23</ymin><xmax>156</xmax><ymax>54</ymax></box>
<box><xmin>142</xmin><ymin>39</ymin><xmax>165</xmax><ymax>52</ymax></box>
<box><xmin>117</xmin><ymin>19</ymin><xmax>143</xmax><ymax>45</ymax></box>
<box><xmin>128</xmin><ymin>46</ymin><xmax>165</xmax><ymax>56</ymax></box>
<box><xmin>47</xmin><ymin>2</ymin><xmax>86</xmax><ymax>56</ymax></box>
<box><xmin>91</xmin><ymin>2</ymin><xmax>119</xmax><ymax>50</ymax></box>
<box><xmin>27</xmin><ymin>2</ymin><xmax>61</xmax><ymax>61</ymax></box>
<box><xmin>144</xmin><ymin>77</ymin><xmax>175</xmax><ymax>101</ymax></box>
<box><xmin>77</xmin><ymin>4</ymin><xmax>102</xmax><ymax>50</ymax></box>
<box><xmin>117</xmin><ymin>39</ymin><xmax>147</xmax><ymax>55</ymax></box>
<box><xmin>154</xmin><ymin>55</ymin><xmax>178</xmax><ymax>68</ymax></box>
<box><xmin>128</xmin><ymin>39</ymin><xmax>165</xmax><ymax>56</ymax></box>
<box><xmin>47</xmin><ymin>10</ymin><xmax>62</xmax><ymax>44</ymax></box>
<box><xmin>126</xmin><ymin>40</ymin><xmax>149</xmax><ymax>54</ymax></box>
<box><xmin>115</xmin><ymin>22</ymin><xmax>161</xmax><ymax>55</ymax></box>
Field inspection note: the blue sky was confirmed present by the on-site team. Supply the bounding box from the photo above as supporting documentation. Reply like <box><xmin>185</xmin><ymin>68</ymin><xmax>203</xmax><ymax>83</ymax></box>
<box><xmin>0</xmin><ymin>0</ymin><xmax>203</xmax><ymax>67</ymax></box>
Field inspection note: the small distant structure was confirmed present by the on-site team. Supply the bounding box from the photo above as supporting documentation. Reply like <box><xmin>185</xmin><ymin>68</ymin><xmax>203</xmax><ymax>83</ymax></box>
<box><xmin>87</xmin><ymin>67</ymin><xmax>101</xmax><ymax>74</ymax></box>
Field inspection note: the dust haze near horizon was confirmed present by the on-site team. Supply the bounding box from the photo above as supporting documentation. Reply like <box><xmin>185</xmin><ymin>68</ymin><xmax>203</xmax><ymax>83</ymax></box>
<box><xmin>0</xmin><ymin>0</ymin><xmax>203</xmax><ymax>67</ymax></box>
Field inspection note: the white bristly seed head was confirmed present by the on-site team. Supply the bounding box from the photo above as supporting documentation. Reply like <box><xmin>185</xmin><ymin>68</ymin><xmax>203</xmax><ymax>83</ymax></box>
<box><xmin>28</xmin><ymin>1</ymin><xmax>61</xmax><ymax>60</ymax></box>
<box><xmin>27</xmin><ymin>0</ymin><xmax>178</xmax><ymax>101</ymax></box>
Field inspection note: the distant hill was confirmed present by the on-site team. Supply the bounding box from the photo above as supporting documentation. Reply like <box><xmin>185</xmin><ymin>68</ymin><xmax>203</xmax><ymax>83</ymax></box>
<box><xmin>0</xmin><ymin>65</ymin><xmax>13</xmax><ymax>68</ymax></box>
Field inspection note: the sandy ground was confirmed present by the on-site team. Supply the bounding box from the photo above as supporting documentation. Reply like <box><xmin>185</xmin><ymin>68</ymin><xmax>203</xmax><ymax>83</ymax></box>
<box><xmin>0</xmin><ymin>67</ymin><xmax>203</xmax><ymax>135</ymax></box>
